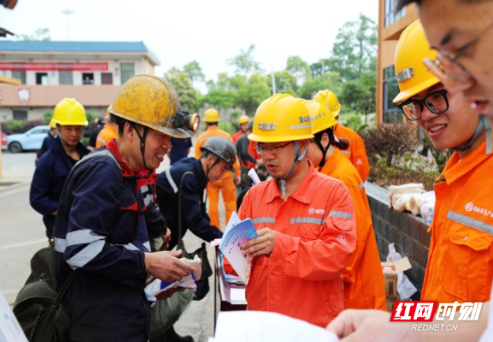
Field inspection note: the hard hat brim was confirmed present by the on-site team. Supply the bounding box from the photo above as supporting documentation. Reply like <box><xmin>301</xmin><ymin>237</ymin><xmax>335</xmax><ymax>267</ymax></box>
<box><xmin>393</xmin><ymin>77</ymin><xmax>440</xmax><ymax>104</ymax></box>
<box><xmin>110</xmin><ymin>110</ymin><xmax>192</xmax><ymax>139</ymax></box>
<box><xmin>248</xmin><ymin>133</ymin><xmax>314</xmax><ymax>143</ymax></box>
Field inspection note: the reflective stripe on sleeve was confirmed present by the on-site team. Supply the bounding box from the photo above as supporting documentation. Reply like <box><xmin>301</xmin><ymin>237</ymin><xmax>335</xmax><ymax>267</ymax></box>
<box><xmin>328</xmin><ymin>211</ymin><xmax>353</xmax><ymax>220</ymax></box>
<box><xmin>359</xmin><ymin>182</ymin><xmax>365</xmax><ymax>191</ymax></box>
<box><xmin>66</xmin><ymin>229</ymin><xmax>105</xmax><ymax>246</ymax></box>
<box><xmin>447</xmin><ymin>210</ymin><xmax>493</xmax><ymax>236</ymax></box>
<box><xmin>54</xmin><ymin>237</ymin><xmax>67</xmax><ymax>253</ymax></box>
<box><xmin>340</xmin><ymin>150</ymin><xmax>351</xmax><ymax>155</ymax></box>
<box><xmin>166</xmin><ymin>168</ymin><xmax>178</xmax><ymax>194</ymax></box>
<box><xmin>251</xmin><ymin>217</ymin><xmax>276</xmax><ymax>225</ymax></box>
<box><xmin>290</xmin><ymin>217</ymin><xmax>325</xmax><ymax>225</ymax></box>
<box><xmin>67</xmin><ymin>240</ymin><xmax>105</xmax><ymax>268</ymax></box>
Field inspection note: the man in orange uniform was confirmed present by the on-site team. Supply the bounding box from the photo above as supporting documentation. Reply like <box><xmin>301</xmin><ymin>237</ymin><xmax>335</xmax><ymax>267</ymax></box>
<box><xmin>313</xmin><ymin>90</ymin><xmax>370</xmax><ymax>182</ymax></box>
<box><xmin>393</xmin><ymin>20</ymin><xmax>493</xmax><ymax>304</ymax></box>
<box><xmin>239</xmin><ymin>93</ymin><xmax>357</xmax><ymax>327</ymax></box>
<box><xmin>95</xmin><ymin>107</ymin><xmax>118</xmax><ymax>148</ymax></box>
<box><xmin>195</xmin><ymin>108</ymin><xmax>241</xmax><ymax>228</ymax></box>
<box><xmin>232</xmin><ymin>114</ymin><xmax>250</xmax><ymax>143</ymax></box>
<box><xmin>305</xmin><ymin>100</ymin><xmax>386</xmax><ymax>311</ymax></box>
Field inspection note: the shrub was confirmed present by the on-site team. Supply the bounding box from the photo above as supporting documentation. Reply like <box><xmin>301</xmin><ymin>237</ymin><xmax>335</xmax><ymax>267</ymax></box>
<box><xmin>21</xmin><ymin>120</ymin><xmax>44</xmax><ymax>133</ymax></box>
<box><xmin>5</xmin><ymin>120</ymin><xmax>25</xmax><ymax>133</ymax></box>
<box><xmin>1</xmin><ymin>122</ymin><xmax>12</xmax><ymax>135</ymax></box>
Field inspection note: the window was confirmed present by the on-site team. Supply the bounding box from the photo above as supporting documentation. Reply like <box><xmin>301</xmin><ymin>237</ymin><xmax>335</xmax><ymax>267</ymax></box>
<box><xmin>121</xmin><ymin>63</ymin><xmax>135</xmax><ymax>83</ymax></box>
<box><xmin>12</xmin><ymin>71</ymin><xmax>26</xmax><ymax>85</ymax></box>
<box><xmin>385</xmin><ymin>0</ymin><xmax>406</xmax><ymax>27</ymax></box>
<box><xmin>82</xmin><ymin>73</ymin><xmax>94</xmax><ymax>85</ymax></box>
<box><xmin>101</xmin><ymin>72</ymin><xmax>113</xmax><ymax>85</ymax></box>
<box><xmin>59</xmin><ymin>71</ymin><xmax>73</xmax><ymax>85</ymax></box>
<box><xmin>13</xmin><ymin>110</ymin><xmax>28</xmax><ymax>121</ymax></box>
<box><xmin>382</xmin><ymin>65</ymin><xmax>402</xmax><ymax>123</ymax></box>
<box><xmin>36</xmin><ymin>73</ymin><xmax>49</xmax><ymax>85</ymax></box>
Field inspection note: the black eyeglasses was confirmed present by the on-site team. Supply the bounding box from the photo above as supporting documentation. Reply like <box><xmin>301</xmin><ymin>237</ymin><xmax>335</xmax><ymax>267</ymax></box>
<box><xmin>255</xmin><ymin>142</ymin><xmax>293</xmax><ymax>156</ymax></box>
<box><xmin>398</xmin><ymin>89</ymin><xmax>449</xmax><ymax>121</ymax></box>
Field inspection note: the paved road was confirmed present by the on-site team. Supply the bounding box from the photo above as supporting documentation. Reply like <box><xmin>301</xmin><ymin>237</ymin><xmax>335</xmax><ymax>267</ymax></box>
<box><xmin>0</xmin><ymin>151</ymin><xmax>223</xmax><ymax>341</ymax></box>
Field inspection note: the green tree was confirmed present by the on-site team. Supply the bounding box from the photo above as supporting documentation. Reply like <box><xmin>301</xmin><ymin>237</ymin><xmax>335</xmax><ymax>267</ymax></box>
<box><xmin>340</xmin><ymin>70</ymin><xmax>376</xmax><ymax>114</ymax></box>
<box><xmin>183</xmin><ymin>60</ymin><xmax>205</xmax><ymax>83</ymax></box>
<box><xmin>266</xmin><ymin>70</ymin><xmax>298</xmax><ymax>96</ymax></box>
<box><xmin>227</xmin><ymin>45</ymin><xmax>263</xmax><ymax>76</ymax></box>
<box><xmin>198</xmin><ymin>89</ymin><xmax>237</xmax><ymax>110</ymax></box>
<box><xmin>285</xmin><ymin>56</ymin><xmax>310</xmax><ymax>84</ymax></box>
<box><xmin>299</xmin><ymin>72</ymin><xmax>342</xmax><ymax>100</ymax></box>
<box><xmin>20</xmin><ymin>28</ymin><xmax>51</xmax><ymax>41</ymax></box>
<box><xmin>235</xmin><ymin>72</ymin><xmax>271</xmax><ymax>115</ymax></box>
<box><xmin>327</xmin><ymin>13</ymin><xmax>377</xmax><ymax>81</ymax></box>
<box><xmin>164</xmin><ymin>67</ymin><xmax>200</xmax><ymax>112</ymax></box>
<box><xmin>310</xmin><ymin>59</ymin><xmax>331</xmax><ymax>78</ymax></box>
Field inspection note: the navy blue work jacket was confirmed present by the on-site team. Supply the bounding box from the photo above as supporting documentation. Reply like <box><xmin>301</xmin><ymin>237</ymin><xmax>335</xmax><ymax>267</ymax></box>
<box><xmin>30</xmin><ymin>137</ymin><xmax>89</xmax><ymax>238</ymax></box>
<box><xmin>156</xmin><ymin>157</ymin><xmax>223</xmax><ymax>249</ymax></box>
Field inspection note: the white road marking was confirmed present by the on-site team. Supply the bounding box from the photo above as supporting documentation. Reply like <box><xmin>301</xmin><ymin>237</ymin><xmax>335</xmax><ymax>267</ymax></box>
<box><xmin>0</xmin><ymin>238</ymin><xmax>46</xmax><ymax>250</ymax></box>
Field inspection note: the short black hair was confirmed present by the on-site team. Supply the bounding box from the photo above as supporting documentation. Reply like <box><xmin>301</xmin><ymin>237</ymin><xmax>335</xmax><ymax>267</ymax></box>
<box><xmin>397</xmin><ymin>0</ymin><xmax>492</xmax><ymax>12</ymax></box>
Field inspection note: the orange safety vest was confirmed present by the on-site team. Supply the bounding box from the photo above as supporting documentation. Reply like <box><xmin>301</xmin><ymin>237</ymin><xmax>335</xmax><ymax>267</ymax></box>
<box><xmin>319</xmin><ymin>149</ymin><xmax>386</xmax><ymax>310</ymax></box>
<box><xmin>421</xmin><ymin>139</ymin><xmax>493</xmax><ymax>303</ymax></box>
<box><xmin>238</xmin><ymin>161</ymin><xmax>357</xmax><ymax>327</ymax></box>
<box><xmin>95</xmin><ymin>124</ymin><xmax>118</xmax><ymax>148</ymax></box>
<box><xmin>335</xmin><ymin>124</ymin><xmax>370</xmax><ymax>182</ymax></box>
<box><xmin>194</xmin><ymin>126</ymin><xmax>240</xmax><ymax>180</ymax></box>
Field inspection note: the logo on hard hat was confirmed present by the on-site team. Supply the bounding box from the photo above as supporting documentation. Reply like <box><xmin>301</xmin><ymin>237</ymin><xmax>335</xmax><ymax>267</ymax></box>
<box><xmin>258</xmin><ymin>123</ymin><xmax>276</xmax><ymax>131</ymax></box>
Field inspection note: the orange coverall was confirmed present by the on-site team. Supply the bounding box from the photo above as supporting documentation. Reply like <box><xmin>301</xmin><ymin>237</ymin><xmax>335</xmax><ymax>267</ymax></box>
<box><xmin>95</xmin><ymin>123</ymin><xmax>118</xmax><ymax>148</ymax></box>
<box><xmin>195</xmin><ymin>126</ymin><xmax>240</xmax><ymax>228</ymax></box>
<box><xmin>421</xmin><ymin>139</ymin><xmax>493</xmax><ymax>303</ymax></box>
<box><xmin>319</xmin><ymin>148</ymin><xmax>386</xmax><ymax>310</ymax></box>
<box><xmin>335</xmin><ymin>124</ymin><xmax>370</xmax><ymax>182</ymax></box>
<box><xmin>238</xmin><ymin>161</ymin><xmax>357</xmax><ymax>327</ymax></box>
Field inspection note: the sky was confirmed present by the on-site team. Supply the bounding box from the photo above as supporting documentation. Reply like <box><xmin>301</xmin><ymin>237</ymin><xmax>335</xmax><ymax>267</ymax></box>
<box><xmin>0</xmin><ymin>0</ymin><xmax>379</xmax><ymax>90</ymax></box>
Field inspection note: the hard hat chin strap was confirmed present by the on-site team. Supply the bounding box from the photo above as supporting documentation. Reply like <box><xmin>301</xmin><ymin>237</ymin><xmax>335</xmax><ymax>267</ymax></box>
<box><xmin>131</xmin><ymin>122</ymin><xmax>153</xmax><ymax>174</ymax></box>
<box><xmin>56</xmin><ymin>125</ymin><xmax>71</xmax><ymax>148</ymax></box>
<box><xmin>451</xmin><ymin>116</ymin><xmax>488</xmax><ymax>153</ymax></box>
<box><xmin>275</xmin><ymin>140</ymin><xmax>309</xmax><ymax>198</ymax></box>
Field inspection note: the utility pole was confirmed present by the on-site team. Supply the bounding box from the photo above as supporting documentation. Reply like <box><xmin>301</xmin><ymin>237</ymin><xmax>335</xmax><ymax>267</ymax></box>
<box><xmin>61</xmin><ymin>9</ymin><xmax>74</xmax><ymax>40</ymax></box>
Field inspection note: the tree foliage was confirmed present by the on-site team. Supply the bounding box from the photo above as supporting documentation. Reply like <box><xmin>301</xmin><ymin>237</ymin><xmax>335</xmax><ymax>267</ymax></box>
<box><xmin>227</xmin><ymin>45</ymin><xmax>262</xmax><ymax>76</ymax></box>
<box><xmin>164</xmin><ymin>67</ymin><xmax>200</xmax><ymax>112</ymax></box>
<box><xmin>183</xmin><ymin>60</ymin><xmax>205</xmax><ymax>83</ymax></box>
<box><xmin>20</xmin><ymin>28</ymin><xmax>51</xmax><ymax>41</ymax></box>
<box><xmin>285</xmin><ymin>56</ymin><xmax>310</xmax><ymax>84</ymax></box>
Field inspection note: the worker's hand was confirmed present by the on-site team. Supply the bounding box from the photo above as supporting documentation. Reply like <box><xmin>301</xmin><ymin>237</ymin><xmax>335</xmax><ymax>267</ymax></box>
<box><xmin>243</xmin><ymin>228</ymin><xmax>275</xmax><ymax>257</ymax></box>
<box><xmin>326</xmin><ymin>309</ymin><xmax>409</xmax><ymax>342</ymax></box>
<box><xmin>50</xmin><ymin>210</ymin><xmax>57</xmax><ymax>216</ymax></box>
<box><xmin>235</xmin><ymin>175</ymin><xmax>241</xmax><ymax>185</ymax></box>
<box><xmin>160</xmin><ymin>228</ymin><xmax>171</xmax><ymax>251</ymax></box>
<box><xmin>144</xmin><ymin>250</ymin><xmax>195</xmax><ymax>283</ymax></box>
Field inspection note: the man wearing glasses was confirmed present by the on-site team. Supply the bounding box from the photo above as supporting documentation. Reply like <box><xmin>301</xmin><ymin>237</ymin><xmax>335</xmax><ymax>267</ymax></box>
<box><xmin>238</xmin><ymin>93</ymin><xmax>357</xmax><ymax>327</ymax></box>
<box><xmin>327</xmin><ymin>19</ymin><xmax>493</xmax><ymax>342</ymax></box>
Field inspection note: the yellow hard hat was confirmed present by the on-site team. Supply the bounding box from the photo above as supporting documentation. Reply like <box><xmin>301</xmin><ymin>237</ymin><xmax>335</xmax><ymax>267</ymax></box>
<box><xmin>248</xmin><ymin>94</ymin><xmax>314</xmax><ymax>143</ymax></box>
<box><xmin>393</xmin><ymin>20</ymin><xmax>439</xmax><ymax>103</ymax></box>
<box><xmin>238</xmin><ymin>114</ymin><xmax>250</xmax><ymax>125</ymax></box>
<box><xmin>304</xmin><ymin>100</ymin><xmax>337</xmax><ymax>135</ymax></box>
<box><xmin>109</xmin><ymin>75</ymin><xmax>191</xmax><ymax>138</ymax></box>
<box><xmin>313</xmin><ymin>90</ymin><xmax>341</xmax><ymax>118</ymax></box>
<box><xmin>50</xmin><ymin>98</ymin><xmax>88</xmax><ymax>126</ymax></box>
<box><xmin>204</xmin><ymin>108</ymin><xmax>220</xmax><ymax>123</ymax></box>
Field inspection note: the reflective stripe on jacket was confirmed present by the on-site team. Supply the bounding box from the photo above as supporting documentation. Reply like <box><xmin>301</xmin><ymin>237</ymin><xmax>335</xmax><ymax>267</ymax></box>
<box><xmin>421</xmin><ymin>139</ymin><xmax>493</xmax><ymax>303</ymax></box>
<box><xmin>319</xmin><ymin>148</ymin><xmax>386</xmax><ymax>310</ymax></box>
<box><xmin>238</xmin><ymin>161</ymin><xmax>356</xmax><ymax>327</ymax></box>
<box><xmin>335</xmin><ymin>124</ymin><xmax>370</xmax><ymax>182</ymax></box>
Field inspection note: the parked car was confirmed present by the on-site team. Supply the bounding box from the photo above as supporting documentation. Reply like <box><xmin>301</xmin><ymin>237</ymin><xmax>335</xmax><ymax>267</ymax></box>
<box><xmin>1</xmin><ymin>132</ymin><xmax>7</xmax><ymax>151</ymax></box>
<box><xmin>7</xmin><ymin>125</ymin><xmax>51</xmax><ymax>153</ymax></box>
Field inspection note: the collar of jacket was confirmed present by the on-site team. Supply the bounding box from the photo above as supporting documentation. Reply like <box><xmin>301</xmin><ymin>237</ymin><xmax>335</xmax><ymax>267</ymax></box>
<box><xmin>193</xmin><ymin>158</ymin><xmax>208</xmax><ymax>190</ymax></box>
<box><xmin>438</xmin><ymin>138</ymin><xmax>493</xmax><ymax>185</ymax></box>
<box><xmin>318</xmin><ymin>148</ymin><xmax>344</xmax><ymax>176</ymax></box>
<box><xmin>106</xmin><ymin>139</ymin><xmax>158</xmax><ymax>188</ymax></box>
<box><xmin>264</xmin><ymin>160</ymin><xmax>319</xmax><ymax>204</ymax></box>
<box><xmin>52</xmin><ymin>136</ymin><xmax>90</xmax><ymax>157</ymax></box>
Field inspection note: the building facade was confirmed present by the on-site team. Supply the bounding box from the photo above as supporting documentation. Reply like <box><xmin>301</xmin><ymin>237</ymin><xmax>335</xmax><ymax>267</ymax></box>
<box><xmin>0</xmin><ymin>41</ymin><xmax>159</xmax><ymax>121</ymax></box>
<box><xmin>376</xmin><ymin>0</ymin><xmax>418</xmax><ymax>124</ymax></box>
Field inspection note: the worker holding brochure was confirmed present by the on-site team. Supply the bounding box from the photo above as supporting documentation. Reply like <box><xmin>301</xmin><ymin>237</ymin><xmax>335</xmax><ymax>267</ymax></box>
<box><xmin>237</xmin><ymin>94</ymin><xmax>357</xmax><ymax>327</ymax></box>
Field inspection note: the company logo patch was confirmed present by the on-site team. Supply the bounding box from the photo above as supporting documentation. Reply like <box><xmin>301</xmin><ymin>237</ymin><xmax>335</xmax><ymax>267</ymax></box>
<box><xmin>464</xmin><ymin>202</ymin><xmax>493</xmax><ymax>217</ymax></box>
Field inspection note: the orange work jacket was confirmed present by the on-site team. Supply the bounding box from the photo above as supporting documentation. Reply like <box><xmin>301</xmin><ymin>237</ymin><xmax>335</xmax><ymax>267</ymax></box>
<box><xmin>335</xmin><ymin>124</ymin><xmax>370</xmax><ymax>182</ymax></box>
<box><xmin>421</xmin><ymin>139</ymin><xmax>493</xmax><ymax>303</ymax></box>
<box><xmin>95</xmin><ymin>124</ymin><xmax>118</xmax><ymax>148</ymax></box>
<box><xmin>319</xmin><ymin>149</ymin><xmax>386</xmax><ymax>310</ymax></box>
<box><xmin>238</xmin><ymin>161</ymin><xmax>357</xmax><ymax>327</ymax></box>
<box><xmin>194</xmin><ymin>126</ymin><xmax>240</xmax><ymax>180</ymax></box>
